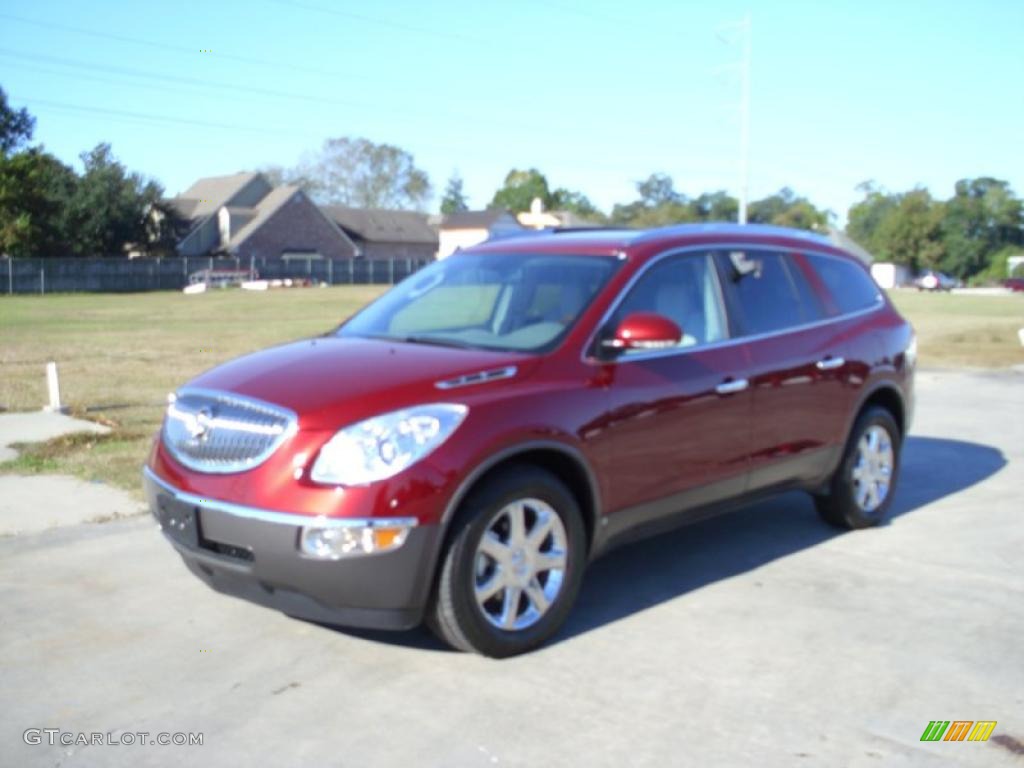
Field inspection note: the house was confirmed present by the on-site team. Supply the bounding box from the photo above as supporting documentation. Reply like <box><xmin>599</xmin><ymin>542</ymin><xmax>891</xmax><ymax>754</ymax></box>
<box><xmin>321</xmin><ymin>206</ymin><xmax>437</xmax><ymax>261</ymax></box>
<box><xmin>167</xmin><ymin>172</ymin><xmax>357</xmax><ymax>260</ymax></box>
<box><xmin>437</xmin><ymin>209</ymin><xmax>522</xmax><ymax>259</ymax></box>
<box><xmin>516</xmin><ymin>197</ymin><xmax>595</xmax><ymax>230</ymax></box>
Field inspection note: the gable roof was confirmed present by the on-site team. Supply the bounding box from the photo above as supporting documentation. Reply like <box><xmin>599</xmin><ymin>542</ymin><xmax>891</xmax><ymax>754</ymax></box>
<box><xmin>175</xmin><ymin>172</ymin><xmax>264</xmax><ymax>220</ymax></box>
<box><xmin>225</xmin><ymin>186</ymin><xmax>302</xmax><ymax>250</ymax></box>
<box><xmin>322</xmin><ymin>206</ymin><xmax>438</xmax><ymax>245</ymax></box>
<box><xmin>441</xmin><ymin>209</ymin><xmax>518</xmax><ymax>230</ymax></box>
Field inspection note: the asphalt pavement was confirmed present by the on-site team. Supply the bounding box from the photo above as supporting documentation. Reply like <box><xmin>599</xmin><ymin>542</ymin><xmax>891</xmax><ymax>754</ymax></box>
<box><xmin>1</xmin><ymin>369</ymin><xmax>1021</xmax><ymax>767</ymax></box>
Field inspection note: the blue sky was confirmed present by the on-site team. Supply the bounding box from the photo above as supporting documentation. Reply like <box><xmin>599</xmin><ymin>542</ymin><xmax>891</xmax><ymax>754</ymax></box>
<box><xmin>2</xmin><ymin>0</ymin><xmax>1021</xmax><ymax>223</ymax></box>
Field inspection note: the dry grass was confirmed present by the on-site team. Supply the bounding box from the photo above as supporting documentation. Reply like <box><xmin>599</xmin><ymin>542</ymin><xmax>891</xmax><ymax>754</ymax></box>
<box><xmin>1</xmin><ymin>285</ymin><xmax>1021</xmax><ymax>496</ymax></box>
<box><xmin>888</xmin><ymin>290</ymin><xmax>1024</xmax><ymax>369</ymax></box>
<box><xmin>0</xmin><ymin>286</ymin><xmax>385</xmax><ymax>496</ymax></box>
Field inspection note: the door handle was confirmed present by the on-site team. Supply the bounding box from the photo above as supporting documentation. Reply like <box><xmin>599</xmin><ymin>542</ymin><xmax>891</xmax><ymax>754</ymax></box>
<box><xmin>715</xmin><ymin>378</ymin><xmax>749</xmax><ymax>395</ymax></box>
<box><xmin>816</xmin><ymin>356</ymin><xmax>845</xmax><ymax>371</ymax></box>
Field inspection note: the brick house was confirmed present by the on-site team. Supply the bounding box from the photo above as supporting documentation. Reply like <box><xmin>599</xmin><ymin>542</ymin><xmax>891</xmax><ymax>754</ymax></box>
<box><xmin>321</xmin><ymin>206</ymin><xmax>437</xmax><ymax>260</ymax></box>
<box><xmin>167</xmin><ymin>172</ymin><xmax>357</xmax><ymax>260</ymax></box>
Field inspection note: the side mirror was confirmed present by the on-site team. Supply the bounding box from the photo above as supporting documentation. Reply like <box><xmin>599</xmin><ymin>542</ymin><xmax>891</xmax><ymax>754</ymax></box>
<box><xmin>601</xmin><ymin>312</ymin><xmax>682</xmax><ymax>354</ymax></box>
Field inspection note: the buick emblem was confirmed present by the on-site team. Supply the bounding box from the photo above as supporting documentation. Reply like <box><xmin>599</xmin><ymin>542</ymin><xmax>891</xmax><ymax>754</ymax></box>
<box><xmin>187</xmin><ymin>406</ymin><xmax>216</xmax><ymax>443</ymax></box>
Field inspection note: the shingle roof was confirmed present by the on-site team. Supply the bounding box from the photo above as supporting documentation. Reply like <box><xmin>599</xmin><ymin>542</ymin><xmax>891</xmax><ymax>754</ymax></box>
<box><xmin>226</xmin><ymin>186</ymin><xmax>301</xmax><ymax>250</ymax></box>
<box><xmin>174</xmin><ymin>172</ymin><xmax>262</xmax><ymax>220</ymax></box>
<box><xmin>166</xmin><ymin>197</ymin><xmax>201</xmax><ymax>220</ymax></box>
<box><xmin>440</xmin><ymin>209</ymin><xmax>516</xmax><ymax>230</ymax></box>
<box><xmin>322</xmin><ymin>206</ymin><xmax>438</xmax><ymax>245</ymax></box>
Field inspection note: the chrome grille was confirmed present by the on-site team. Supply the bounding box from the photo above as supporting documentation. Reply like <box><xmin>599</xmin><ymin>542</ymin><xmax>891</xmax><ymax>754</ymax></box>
<box><xmin>162</xmin><ymin>389</ymin><xmax>296</xmax><ymax>474</ymax></box>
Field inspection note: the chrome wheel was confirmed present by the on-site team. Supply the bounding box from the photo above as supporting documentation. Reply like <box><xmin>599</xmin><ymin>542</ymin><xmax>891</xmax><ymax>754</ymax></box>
<box><xmin>852</xmin><ymin>425</ymin><xmax>894</xmax><ymax>512</ymax></box>
<box><xmin>472</xmin><ymin>498</ymin><xmax>568</xmax><ymax>632</ymax></box>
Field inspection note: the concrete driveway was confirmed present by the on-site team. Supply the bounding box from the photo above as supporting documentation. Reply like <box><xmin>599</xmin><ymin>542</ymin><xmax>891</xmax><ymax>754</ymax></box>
<box><xmin>1</xmin><ymin>369</ymin><xmax>1022</xmax><ymax>767</ymax></box>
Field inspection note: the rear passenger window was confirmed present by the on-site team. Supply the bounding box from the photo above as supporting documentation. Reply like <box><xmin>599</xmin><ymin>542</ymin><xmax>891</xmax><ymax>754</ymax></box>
<box><xmin>717</xmin><ymin>250</ymin><xmax>821</xmax><ymax>335</ymax></box>
<box><xmin>804</xmin><ymin>253</ymin><xmax>882</xmax><ymax>315</ymax></box>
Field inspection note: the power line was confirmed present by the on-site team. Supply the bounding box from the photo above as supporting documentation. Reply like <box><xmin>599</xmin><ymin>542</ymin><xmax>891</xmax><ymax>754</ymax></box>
<box><xmin>264</xmin><ymin>0</ymin><xmax>481</xmax><ymax>46</ymax></box>
<box><xmin>0</xmin><ymin>47</ymin><xmax>535</xmax><ymax>134</ymax></box>
<box><xmin>0</xmin><ymin>11</ymin><xmax>384</xmax><ymax>86</ymax></box>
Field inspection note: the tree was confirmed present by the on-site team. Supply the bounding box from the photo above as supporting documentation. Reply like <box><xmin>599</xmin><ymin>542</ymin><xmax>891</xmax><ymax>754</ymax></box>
<box><xmin>491</xmin><ymin>168</ymin><xmax>551</xmax><ymax>213</ymax></box>
<box><xmin>748</xmin><ymin>187</ymin><xmax>828</xmax><ymax>231</ymax></box>
<box><xmin>1</xmin><ymin>87</ymin><xmax>35</xmax><ymax>157</ymax></box>
<box><xmin>65</xmin><ymin>144</ymin><xmax>168</xmax><ymax>256</ymax></box>
<box><xmin>548</xmin><ymin>188</ymin><xmax>603</xmax><ymax>221</ymax></box>
<box><xmin>0</xmin><ymin>148</ymin><xmax>77</xmax><ymax>257</ymax></box>
<box><xmin>297</xmin><ymin>137</ymin><xmax>431</xmax><ymax>209</ymax></box>
<box><xmin>440</xmin><ymin>172</ymin><xmax>469</xmax><ymax>214</ymax></box>
<box><xmin>940</xmin><ymin>177</ymin><xmax>1022</xmax><ymax>278</ymax></box>
<box><xmin>847</xmin><ymin>181</ymin><xmax>898</xmax><ymax>256</ymax></box>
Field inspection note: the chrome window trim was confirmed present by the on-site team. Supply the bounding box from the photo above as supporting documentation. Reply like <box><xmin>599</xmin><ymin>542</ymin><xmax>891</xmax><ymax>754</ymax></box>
<box><xmin>144</xmin><ymin>466</ymin><xmax>418</xmax><ymax>529</ymax></box>
<box><xmin>581</xmin><ymin>242</ymin><xmax>884</xmax><ymax>365</ymax></box>
<box><xmin>163</xmin><ymin>387</ymin><xmax>299</xmax><ymax>475</ymax></box>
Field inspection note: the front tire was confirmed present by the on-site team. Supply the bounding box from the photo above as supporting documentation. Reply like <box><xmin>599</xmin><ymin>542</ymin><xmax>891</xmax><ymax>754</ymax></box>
<box><xmin>815</xmin><ymin>407</ymin><xmax>901</xmax><ymax>529</ymax></box>
<box><xmin>428</xmin><ymin>465</ymin><xmax>586</xmax><ymax>657</ymax></box>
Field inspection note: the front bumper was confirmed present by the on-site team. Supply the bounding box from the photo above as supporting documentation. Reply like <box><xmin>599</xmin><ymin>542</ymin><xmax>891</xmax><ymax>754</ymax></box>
<box><xmin>144</xmin><ymin>467</ymin><xmax>442</xmax><ymax>630</ymax></box>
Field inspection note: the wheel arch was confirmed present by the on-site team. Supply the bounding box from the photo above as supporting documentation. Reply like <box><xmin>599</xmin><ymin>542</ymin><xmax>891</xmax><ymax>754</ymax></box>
<box><xmin>439</xmin><ymin>440</ymin><xmax>602</xmax><ymax>556</ymax></box>
<box><xmin>854</xmin><ymin>382</ymin><xmax>907</xmax><ymax>439</ymax></box>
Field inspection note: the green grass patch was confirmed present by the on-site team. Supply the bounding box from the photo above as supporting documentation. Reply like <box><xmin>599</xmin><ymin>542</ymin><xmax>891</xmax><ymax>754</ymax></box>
<box><xmin>1</xmin><ymin>285</ymin><xmax>1021</xmax><ymax>495</ymax></box>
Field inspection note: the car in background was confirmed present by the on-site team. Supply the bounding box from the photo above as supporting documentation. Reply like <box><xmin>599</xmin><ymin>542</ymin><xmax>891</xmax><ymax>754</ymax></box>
<box><xmin>915</xmin><ymin>270</ymin><xmax>956</xmax><ymax>292</ymax></box>
<box><xmin>145</xmin><ymin>224</ymin><xmax>916</xmax><ymax>657</ymax></box>
<box><xmin>1002</xmin><ymin>277</ymin><xmax>1024</xmax><ymax>293</ymax></box>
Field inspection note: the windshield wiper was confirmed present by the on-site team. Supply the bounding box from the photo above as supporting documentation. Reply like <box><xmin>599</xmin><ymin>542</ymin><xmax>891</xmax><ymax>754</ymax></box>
<box><xmin>377</xmin><ymin>334</ymin><xmax>475</xmax><ymax>349</ymax></box>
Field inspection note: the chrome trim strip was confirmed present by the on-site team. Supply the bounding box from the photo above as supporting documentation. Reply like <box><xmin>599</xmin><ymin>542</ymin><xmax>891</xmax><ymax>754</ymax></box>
<box><xmin>581</xmin><ymin>242</ymin><xmax>884</xmax><ymax>365</ymax></box>
<box><xmin>162</xmin><ymin>387</ymin><xmax>299</xmax><ymax>475</ymax></box>
<box><xmin>143</xmin><ymin>466</ymin><xmax>418</xmax><ymax>529</ymax></box>
<box><xmin>435</xmin><ymin>365</ymin><xmax>518</xmax><ymax>390</ymax></box>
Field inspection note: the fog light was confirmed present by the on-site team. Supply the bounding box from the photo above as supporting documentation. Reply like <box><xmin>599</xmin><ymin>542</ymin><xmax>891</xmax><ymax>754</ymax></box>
<box><xmin>300</xmin><ymin>520</ymin><xmax>414</xmax><ymax>559</ymax></box>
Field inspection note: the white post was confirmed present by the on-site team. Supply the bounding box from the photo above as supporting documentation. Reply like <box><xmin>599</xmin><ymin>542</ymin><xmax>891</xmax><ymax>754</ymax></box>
<box><xmin>738</xmin><ymin>13</ymin><xmax>751</xmax><ymax>225</ymax></box>
<box><xmin>44</xmin><ymin>362</ymin><xmax>66</xmax><ymax>413</ymax></box>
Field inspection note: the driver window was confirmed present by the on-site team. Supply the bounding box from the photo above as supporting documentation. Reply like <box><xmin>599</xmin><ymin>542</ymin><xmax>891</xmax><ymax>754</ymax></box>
<box><xmin>611</xmin><ymin>253</ymin><xmax>727</xmax><ymax>354</ymax></box>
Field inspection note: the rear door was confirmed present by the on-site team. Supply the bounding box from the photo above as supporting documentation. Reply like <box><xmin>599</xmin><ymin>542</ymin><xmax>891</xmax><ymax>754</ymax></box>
<box><xmin>714</xmin><ymin>249</ymin><xmax>852</xmax><ymax>490</ymax></box>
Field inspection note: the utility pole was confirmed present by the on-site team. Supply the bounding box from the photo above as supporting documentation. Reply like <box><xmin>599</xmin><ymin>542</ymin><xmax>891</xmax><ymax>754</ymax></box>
<box><xmin>738</xmin><ymin>13</ymin><xmax>751</xmax><ymax>224</ymax></box>
<box><xmin>718</xmin><ymin>14</ymin><xmax>752</xmax><ymax>224</ymax></box>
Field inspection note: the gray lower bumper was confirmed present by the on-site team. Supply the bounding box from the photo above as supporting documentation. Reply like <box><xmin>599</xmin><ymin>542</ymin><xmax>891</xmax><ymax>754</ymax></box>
<box><xmin>144</xmin><ymin>469</ymin><xmax>441</xmax><ymax>630</ymax></box>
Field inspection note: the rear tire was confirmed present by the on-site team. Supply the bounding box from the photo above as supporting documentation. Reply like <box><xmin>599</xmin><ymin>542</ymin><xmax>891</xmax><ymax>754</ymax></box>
<box><xmin>815</xmin><ymin>406</ymin><xmax>901</xmax><ymax>529</ymax></box>
<box><xmin>428</xmin><ymin>465</ymin><xmax>586</xmax><ymax>658</ymax></box>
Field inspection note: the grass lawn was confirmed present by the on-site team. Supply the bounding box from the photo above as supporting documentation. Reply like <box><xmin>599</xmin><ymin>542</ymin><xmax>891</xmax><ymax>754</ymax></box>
<box><xmin>0</xmin><ymin>286</ymin><xmax>385</xmax><ymax>497</ymax></box>
<box><xmin>1</xmin><ymin>286</ymin><xmax>1021</xmax><ymax>498</ymax></box>
<box><xmin>888</xmin><ymin>290</ymin><xmax>1024</xmax><ymax>369</ymax></box>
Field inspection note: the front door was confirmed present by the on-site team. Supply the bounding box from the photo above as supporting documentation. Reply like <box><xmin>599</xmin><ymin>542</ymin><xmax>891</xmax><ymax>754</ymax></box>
<box><xmin>594</xmin><ymin>251</ymin><xmax>753</xmax><ymax>539</ymax></box>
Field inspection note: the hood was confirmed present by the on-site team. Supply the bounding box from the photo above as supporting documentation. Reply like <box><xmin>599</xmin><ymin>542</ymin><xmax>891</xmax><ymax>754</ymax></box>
<box><xmin>186</xmin><ymin>336</ymin><xmax>537</xmax><ymax>430</ymax></box>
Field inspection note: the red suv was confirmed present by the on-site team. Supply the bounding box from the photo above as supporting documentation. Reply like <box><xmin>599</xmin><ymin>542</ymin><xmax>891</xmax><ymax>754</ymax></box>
<box><xmin>145</xmin><ymin>224</ymin><xmax>915</xmax><ymax>657</ymax></box>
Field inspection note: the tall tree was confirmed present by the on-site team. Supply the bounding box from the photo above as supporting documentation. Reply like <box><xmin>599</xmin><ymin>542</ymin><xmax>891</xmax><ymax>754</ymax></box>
<box><xmin>440</xmin><ymin>172</ymin><xmax>469</xmax><ymax>214</ymax></box>
<box><xmin>0</xmin><ymin>148</ymin><xmax>77</xmax><ymax>257</ymax></box>
<box><xmin>748</xmin><ymin>187</ymin><xmax>828</xmax><ymax>231</ymax></box>
<box><xmin>297</xmin><ymin>137</ymin><xmax>431</xmax><ymax>209</ymax></box>
<box><xmin>66</xmin><ymin>143</ymin><xmax>167</xmax><ymax>256</ymax></box>
<box><xmin>0</xmin><ymin>87</ymin><xmax>35</xmax><ymax>157</ymax></box>
<box><xmin>940</xmin><ymin>177</ymin><xmax>1022</xmax><ymax>278</ymax></box>
<box><xmin>491</xmin><ymin>168</ymin><xmax>552</xmax><ymax>213</ymax></box>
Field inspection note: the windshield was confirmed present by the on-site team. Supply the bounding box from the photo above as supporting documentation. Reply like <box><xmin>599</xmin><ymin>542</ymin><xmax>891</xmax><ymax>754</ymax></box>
<box><xmin>338</xmin><ymin>253</ymin><xmax>620</xmax><ymax>353</ymax></box>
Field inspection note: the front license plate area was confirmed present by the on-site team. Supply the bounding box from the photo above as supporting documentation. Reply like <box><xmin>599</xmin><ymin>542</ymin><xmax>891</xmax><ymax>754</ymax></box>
<box><xmin>156</xmin><ymin>493</ymin><xmax>201</xmax><ymax>549</ymax></box>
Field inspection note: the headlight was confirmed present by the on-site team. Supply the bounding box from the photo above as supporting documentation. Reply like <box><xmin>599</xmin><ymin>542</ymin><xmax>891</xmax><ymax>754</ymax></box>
<box><xmin>310</xmin><ymin>403</ymin><xmax>468</xmax><ymax>485</ymax></box>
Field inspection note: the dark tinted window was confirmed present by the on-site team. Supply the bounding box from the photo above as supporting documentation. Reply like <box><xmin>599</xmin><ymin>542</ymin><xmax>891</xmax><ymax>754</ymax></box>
<box><xmin>717</xmin><ymin>250</ymin><xmax>819</xmax><ymax>335</ymax></box>
<box><xmin>609</xmin><ymin>253</ymin><xmax>727</xmax><ymax>353</ymax></box>
<box><xmin>805</xmin><ymin>253</ymin><xmax>882</xmax><ymax>315</ymax></box>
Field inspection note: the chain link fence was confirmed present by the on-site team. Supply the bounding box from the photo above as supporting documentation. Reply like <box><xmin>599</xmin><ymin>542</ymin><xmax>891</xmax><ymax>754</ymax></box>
<box><xmin>1</xmin><ymin>256</ymin><xmax>433</xmax><ymax>295</ymax></box>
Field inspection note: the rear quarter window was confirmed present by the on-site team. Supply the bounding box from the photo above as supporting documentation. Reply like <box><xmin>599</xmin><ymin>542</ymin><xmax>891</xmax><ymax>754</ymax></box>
<box><xmin>804</xmin><ymin>253</ymin><xmax>882</xmax><ymax>315</ymax></box>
